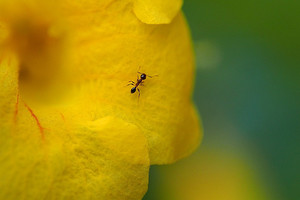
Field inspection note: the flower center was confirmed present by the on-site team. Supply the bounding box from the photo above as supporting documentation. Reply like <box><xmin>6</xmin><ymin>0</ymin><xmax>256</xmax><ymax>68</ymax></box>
<box><xmin>2</xmin><ymin>8</ymin><xmax>69</xmax><ymax>102</ymax></box>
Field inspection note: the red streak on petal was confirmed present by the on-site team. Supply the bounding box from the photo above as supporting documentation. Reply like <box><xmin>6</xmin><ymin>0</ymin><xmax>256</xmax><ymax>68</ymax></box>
<box><xmin>60</xmin><ymin>112</ymin><xmax>65</xmax><ymax>122</ymax></box>
<box><xmin>24</xmin><ymin>103</ymin><xmax>45</xmax><ymax>140</ymax></box>
<box><xmin>13</xmin><ymin>91</ymin><xmax>19</xmax><ymax>122</ymax></box>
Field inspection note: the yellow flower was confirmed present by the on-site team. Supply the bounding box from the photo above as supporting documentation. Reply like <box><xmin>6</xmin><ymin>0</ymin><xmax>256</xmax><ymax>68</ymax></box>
<box><xmin>0</xmin><ymin>0</ymin><xmax>202</xmax><ymax>199</ymax></box>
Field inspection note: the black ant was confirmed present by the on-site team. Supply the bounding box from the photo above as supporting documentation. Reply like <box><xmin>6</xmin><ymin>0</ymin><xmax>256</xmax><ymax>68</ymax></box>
<box><xmin>127</xmin><ymin>68</ymin><xmax>157</xmax><ymax>98</ymax></box>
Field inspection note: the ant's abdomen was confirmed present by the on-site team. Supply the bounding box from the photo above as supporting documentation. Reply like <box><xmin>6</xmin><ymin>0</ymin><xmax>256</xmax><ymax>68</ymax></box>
<box><xmin>131</xmin><ymin>87</ymin><xmax>136</xmax><ymax>93</ymax></box>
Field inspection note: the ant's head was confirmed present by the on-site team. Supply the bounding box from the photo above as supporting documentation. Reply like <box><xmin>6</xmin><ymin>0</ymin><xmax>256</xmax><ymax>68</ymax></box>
<box><xmin>140</xmin><ymin>73</ymin><xmax>146</xmax><ymax>80</ymax></box>
<box><xmin>131</xmin><ymin>87</ymin><xmax>136</xmax><ymax>93</ymax></box>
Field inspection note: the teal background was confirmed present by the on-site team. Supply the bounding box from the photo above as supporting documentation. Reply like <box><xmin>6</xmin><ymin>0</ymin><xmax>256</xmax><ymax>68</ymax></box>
<box><xmin>144</xmin><ymin>0</ymin><xmax>299</xmax><ymax>199</ymax></box>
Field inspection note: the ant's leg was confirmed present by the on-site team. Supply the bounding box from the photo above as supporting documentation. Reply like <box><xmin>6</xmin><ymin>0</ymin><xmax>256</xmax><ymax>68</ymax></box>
<box><xmin>127</xmin><ymin>81</ymin><xmax>135</xmax><ymax>86</ymax></box>
<box><xmin>137</xmin><ymin>88</ymin><xmax>141</xmax><ymax>99</ymax></box>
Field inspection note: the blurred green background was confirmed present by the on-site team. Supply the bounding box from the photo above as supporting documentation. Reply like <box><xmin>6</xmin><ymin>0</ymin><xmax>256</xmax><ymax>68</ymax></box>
<box><xmin>144</xmin><ymin>0</ymin><xmax>299</xmax><ymax>199</ymax></box>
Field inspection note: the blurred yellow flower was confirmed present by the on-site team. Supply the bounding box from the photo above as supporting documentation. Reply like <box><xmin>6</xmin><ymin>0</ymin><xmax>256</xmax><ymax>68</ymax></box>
<box><xmin>0</xmin><ymin>0</ymin><xmax>201</xmax><ymax>199</ymax></box>
<box><xmin>160</xmin><ymin>148</ymin><xmax>274</xmax><ymax>200</ymax></box>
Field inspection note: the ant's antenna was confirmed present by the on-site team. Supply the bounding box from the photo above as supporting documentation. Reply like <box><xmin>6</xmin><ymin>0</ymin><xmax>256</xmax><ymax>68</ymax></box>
<box><xmin>137</xmin><ymin>66</ymin><xmax>142</xmax><ymax>74</ymax></box>
<box><xmin>137</xmin><ymin>66</ymin><xmax>158</xmax><ymax>78</ymax></box>
<box><xmin>148</xmin><ymin>74</ymin><xmax>159</xmax><ymax>78</ymax></box>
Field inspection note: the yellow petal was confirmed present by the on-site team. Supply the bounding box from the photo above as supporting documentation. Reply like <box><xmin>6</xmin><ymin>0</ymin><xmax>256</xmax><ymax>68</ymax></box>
<box><xmin>1</xmin><ymin>7</ymin><xmax>201</xmax><ymax>200</ymax></box>
<box><xmin>0</xmin><ymin>110</ymin><xmax>149</xmax><ymax>199</ymax></box>
<box><xmin>65</xmin><ymin>5</ymin><xmax>202</xmax><ymax>164</ymax></box>
<box><xmin>0</xmin><ymin>54</ymin><xmax>149</xmax><ymax>199</ymax></box>
<box><xmin>0</xmin><ymin>54</ymin><xmax>18</xmax><ymax>129</ymax></box>
<box><xmin>0</xmin><ymin>21</ymin><xmax>8</xmax><ymax>44</ymax></box>
<box><xmin>133</xmin><ymin>0</ymin><xmax>183</xmax><ymax>24</ymax></box>
<box><xmin>4</xmin><ymin>0</ymin><xmax>201</xmax><ymax>164</ymax></box>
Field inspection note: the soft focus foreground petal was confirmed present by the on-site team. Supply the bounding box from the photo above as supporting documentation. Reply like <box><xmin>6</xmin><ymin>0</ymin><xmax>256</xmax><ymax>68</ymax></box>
<box><xmin>63</xmin><ymin>0</ymin><xmax>202</xmax><ymax>164</ymax></box>
<box><xmin>133</xmin><ymin>0</ymin><xmax>183</xmax><ymax>24</ymax></box>
<box><xmin>0</xmin><ymin>104</ymin><xmax>149</xmax><ymax>200</ymax></box>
